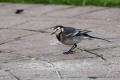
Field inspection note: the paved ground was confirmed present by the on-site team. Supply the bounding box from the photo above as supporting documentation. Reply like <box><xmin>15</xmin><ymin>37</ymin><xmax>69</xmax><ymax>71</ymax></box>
<box><xmin>0</xmin><ymin>3</ymin><xmax>120</xmax><ymax>80</ymax></box>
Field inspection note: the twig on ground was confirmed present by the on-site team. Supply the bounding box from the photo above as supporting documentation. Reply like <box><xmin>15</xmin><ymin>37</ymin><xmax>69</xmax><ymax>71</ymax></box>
<box><xmin>77</xmin><ymin>48</ymin><xmax>106</xmax><ymax>61</ymax></box>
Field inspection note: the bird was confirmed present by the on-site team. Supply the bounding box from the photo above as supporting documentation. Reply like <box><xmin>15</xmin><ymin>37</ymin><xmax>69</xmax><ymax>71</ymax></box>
<box><xmin>51</xmin><ymin>25</ymin><xmax>110</xmax><ymax>54</ymax></box>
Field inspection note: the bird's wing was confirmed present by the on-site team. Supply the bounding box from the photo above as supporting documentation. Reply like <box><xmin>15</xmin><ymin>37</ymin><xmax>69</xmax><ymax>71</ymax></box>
<box><xmin>63</xmin><ymin>27</ymin><xmax>91</xmax><ymax>37</ymax></box>
<box><xmin>76</xmin><ymin>29</ymin><xmax>92</xmax><ymax>34</ymax></box>
<box><xmin>69</xmin><ymin>29</ymin><xmax>92</xmax><ymax>37</ymax></box>
<box><xmin>64</xmin><ymin>29</ymin><xmax>90</xmax><ymax>37</ymax></box>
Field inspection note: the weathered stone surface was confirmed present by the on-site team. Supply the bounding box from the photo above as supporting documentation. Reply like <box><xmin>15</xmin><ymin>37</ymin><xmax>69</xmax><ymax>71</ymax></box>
<box><xmin>0</xmin><ymin>29</ymin><xmax>35</xmax><ymax>44</ymax></box>
<box><xmin>0</xmin><ymin>3</ymin><xmax>120</xmax><ymax>80</ymax></box>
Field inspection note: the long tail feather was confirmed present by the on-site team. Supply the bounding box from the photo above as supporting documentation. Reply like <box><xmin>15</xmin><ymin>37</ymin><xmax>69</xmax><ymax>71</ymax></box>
<box><xmin>85</xmin><ymin>34</ymin><xmax>111</xmax><ymax>42</ymax></box>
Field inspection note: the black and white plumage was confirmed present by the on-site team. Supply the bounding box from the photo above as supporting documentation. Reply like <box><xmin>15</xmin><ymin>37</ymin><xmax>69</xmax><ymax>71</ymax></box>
<box><xmin>51</xmin><ymin>25</ymin><xmax>110</xmax><ymax>54</ymax></box>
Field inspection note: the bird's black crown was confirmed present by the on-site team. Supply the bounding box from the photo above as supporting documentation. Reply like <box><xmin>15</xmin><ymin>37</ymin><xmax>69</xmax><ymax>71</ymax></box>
<box><xmin>53</xmin><ymin>25</ymin><xmax>64</xmax><ymax>29</ymax></box>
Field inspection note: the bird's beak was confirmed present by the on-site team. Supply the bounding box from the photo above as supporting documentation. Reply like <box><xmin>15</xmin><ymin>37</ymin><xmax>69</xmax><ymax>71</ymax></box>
<box><xmin>51</xmin><ymin>30</ymin><xmax>57</xmax><ymax>35</ymax></box>
<box><xmin>50</xmin><ymin>27</ymin><xmax>56</xmax><ymax>35</ymax></box>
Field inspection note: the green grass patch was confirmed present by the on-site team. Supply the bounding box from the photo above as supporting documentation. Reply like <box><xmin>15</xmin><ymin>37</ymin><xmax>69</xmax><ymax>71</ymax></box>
<box><xmin>0</xmin><ymin>0</ymin><xmax>120</xmax><ymax>7</ymax></box>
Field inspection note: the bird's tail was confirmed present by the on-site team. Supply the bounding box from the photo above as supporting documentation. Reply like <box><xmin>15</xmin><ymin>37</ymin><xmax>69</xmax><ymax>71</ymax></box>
<box><xmin>84</xmin><ymin>34</ymin><xmax>111</xmax><ymax>42</ymax></box>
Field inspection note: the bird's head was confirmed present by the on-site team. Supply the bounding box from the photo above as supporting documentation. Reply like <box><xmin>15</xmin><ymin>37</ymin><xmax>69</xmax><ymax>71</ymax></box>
<box><xmin>51</xmin><ymin>25</ymin><xmax>64</xmax><ymax>35</ymax></box>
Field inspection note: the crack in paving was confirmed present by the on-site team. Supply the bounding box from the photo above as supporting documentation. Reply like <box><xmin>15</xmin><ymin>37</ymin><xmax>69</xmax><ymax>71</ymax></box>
<box><xmin>0</xmin><ymin>27</ymin><xmax>50</xmax><ymax>46</ymax></box>
<box><xmin>72</xmin><ymin>7</ymin><xmax>110</xmax><ymax>18</ymax></box>
<box><xmin>0</xmin><ymin>33</ymin><xmax>36</xmax><ymax>46</ymax></box>
<box><xmin>88</xmin><ymin>43</ymin><xmax>120</xmax><ymax>52</ymax></box>
<box><xmin>112</xmin><ymin>55</ymin><xmax>120</xmax><ymax>58</ymax></box>
<box><xmin>0</xmin><ymin>50</ymin><xmax>2</xmax><ymax>53</ymax></box>
<box><xmin>2</xmin><ymin>17</ymin><xmax>34</xmax><ymax>28</ymax></box>
<box><xmin>4</xmin><ymin>70</ymin><xmax>21</xmax><ymax>80</ymax></box>
<box><xmin>68</xmin><ymin>76</ymin><xmax>120</xmax><ymax>78</ymax></box>
<box><xmin>8</xmin><ymin>19</ymin><xmax>32</xmax><ymax>28</ymax></box>
<box><xmin>75</xmin><ymin>41</ymin><xmax>120</xmax><ymax>61</ymax></box>
<box><xmin>41</xmin><ymin>6</ymin><xmax>76</xmax><ymax>15</ymax></box>
<box><xmin>39</xmin><ymin>59</ymin><xmax>63</xmax><ymax>80</ymax></box>
<box><xmin>0</xmin><ymin>27</ymin><xmax>50</xmax><ymax>33</ymax></box>
<box><xmin>21</xmin><ymin>28</ymin><xmax>50</xmax><ymax>33</ymax></box>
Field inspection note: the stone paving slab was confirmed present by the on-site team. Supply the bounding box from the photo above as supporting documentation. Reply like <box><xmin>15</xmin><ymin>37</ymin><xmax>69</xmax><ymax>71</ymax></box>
<box><xmin>79</xmin><ymin>8</ymin><xmax>120</xmax><ymax>20</ymax></box>
<box><xmin>0</xmin><ymin>29</ymin><xmax>35</xmax><ymax>44</ymax></box>
<box><xmin>45</xmin><ymin>7</ymin><xmax>106</xmax><ymax>17</ymax></box>
<box><xmin>0</xmin><ymin>3</ymin><xmax>120</xmax><ymax>80</ymax></box>
<box><xmin>0</xmin><ymin>16</ymin><xmax>31</xmax><ymax>28</ymax></box>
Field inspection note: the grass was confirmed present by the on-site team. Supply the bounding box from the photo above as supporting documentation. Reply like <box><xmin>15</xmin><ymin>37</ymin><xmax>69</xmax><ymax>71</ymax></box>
<box><xmin>0</xmin><ymin>0</ymin><xmax>120</xmax><ymax>7</ymax></box>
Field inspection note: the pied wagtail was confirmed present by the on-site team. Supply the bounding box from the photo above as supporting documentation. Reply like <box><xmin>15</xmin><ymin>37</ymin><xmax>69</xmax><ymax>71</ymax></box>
<box><xmin>51</xmin><ymin>25</ymin><xmax>110</xmax><ymax>54</ymax></box>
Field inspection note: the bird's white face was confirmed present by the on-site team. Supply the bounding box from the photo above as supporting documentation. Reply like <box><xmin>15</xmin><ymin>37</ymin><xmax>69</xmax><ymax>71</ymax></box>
<box><xmin>51</xmin><ymin>26</ymin><xmax>64</xmax><ymax>35</ymax></box>
<box><xmin>55</xmin><ymin>27</ymin><xmax>62</xmax><ymax>34</ymax></box>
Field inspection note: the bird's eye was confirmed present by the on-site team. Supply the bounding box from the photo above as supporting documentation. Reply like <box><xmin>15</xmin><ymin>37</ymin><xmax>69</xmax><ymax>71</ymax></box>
<box><xmin>56</xmin><ymin>27</ymin><xmax>60</xmax><ymax>30</ymax></box>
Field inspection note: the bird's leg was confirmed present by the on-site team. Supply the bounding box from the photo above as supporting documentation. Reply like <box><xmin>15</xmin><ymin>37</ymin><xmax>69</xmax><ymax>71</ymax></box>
<box><xmin>69</xmin><ymin>43</ymin><xmax>77</xmax><ymax>52</ymax></box>
<box><xmin>63</xmin><ymin>43</ymin><xmax>77</xmax><ymax>54</ymax></box>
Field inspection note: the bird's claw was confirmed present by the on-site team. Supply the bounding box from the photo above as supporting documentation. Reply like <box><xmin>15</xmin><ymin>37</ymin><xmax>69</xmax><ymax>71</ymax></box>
<box><xmin>63</xmin><ymin>51</ymin><xmax>75</xmax><ymax>54</ymax></box>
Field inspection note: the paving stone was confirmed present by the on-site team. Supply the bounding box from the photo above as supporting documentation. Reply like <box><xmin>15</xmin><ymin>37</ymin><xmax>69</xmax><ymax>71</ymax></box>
<box><xmin>52</xmin><ymin>60</ymin><xmax>120</xmax><ymax>78</ymax></box>
<box><xmin>0</xmin><ymin>16</ymin><xmax>32</xmax><ymax>28</ymax></box>
<box><xmin>0</xmin><ymin>29</ymin><xmax>35</xmax><ymax>45</ymax></box>
<box><xmin>21</xmin><ymin>5</ymin><xmax>72</xmax><ymax>17</ymax></box>
<box><xmin>46</xmin><ymin>6</ymin><xmax>105</xmax><ymax>17</ymax></box>
<box><xmin>1</xmin><ymin>61</ymin><xmax>60</xmax><ymax>80</ymax></box>
<box><xmin>0</xmin><ymin>52</ymin><xmax>22</xmax><ymax>63</ymax></box>
<box><xmin>11</xmin><ymin>18</ymin><xmax>71</xmax><ymax>30</ymax></box>
<box><xmin>80</xmin><ymin>8</ymin><xmax>120</xmax><ymax>20</ymax></box>
<box><xmin>0</xmin><ymin>70</ymin><xmax>16</xmax><ymax>80</ymax></box>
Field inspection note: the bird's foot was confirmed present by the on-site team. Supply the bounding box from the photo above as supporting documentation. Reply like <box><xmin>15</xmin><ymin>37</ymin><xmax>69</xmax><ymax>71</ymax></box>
<box><xmin>63</xmin><ymin>51</ymin><xmax>75</xmax><ymax>54</ymax></box>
